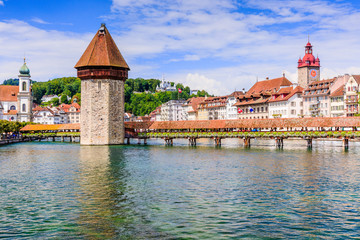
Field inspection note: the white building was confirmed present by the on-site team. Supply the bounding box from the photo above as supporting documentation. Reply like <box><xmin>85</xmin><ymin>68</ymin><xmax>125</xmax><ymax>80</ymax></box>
<box><xmin>17</xmin><ymin>60</ymin><xmax>33</xmax><ymax>122</ymax></box>
<box><xmin>302</xmin><ymin>78</ymin><xmax>334</xmax><ymax>117</ymax></box>
<box><xmin>226</xmin><ymin>91</ymin><xmax>244</xmax><ymax>119</ymax></box>
<box><xmin>0</xmin><ymin>60</ymin><xmax>33</xmax><ymax>122</ymax></box>
<box><xmin>330</xmin><ymin>85</ymin><xmax>345</xmax><ymax>117</ymax></box>
<box><xmin>33</xmin><ymin>107</ymin><xmax>62</xmax><ymax>124</ymax></box>
<box><xmin>268</xmin><ymin>86</ymin><xmax>304</xmax><ymax>118</ymax></box>
<box><xmin>160</xmin><ymin>100</ymin><xmax>187</xmax><ymax>121</ymax></box>
<box><xmin>41</xmin><ymin>95</ymin><xmax>60</xmax><ymax>103</ymax></box>
<box><xmin>156</xmin><ymin>80</ymin><xmax>176</xmax><ymax>92</ymax></box>
<box><xmin>344</xmin><ymin>75</ymin><xmax>360</xmax><ymax>116</ymax></box>
<box><xmin>190</xmin><ymin>90</ymin><xmax>199</xmax><ymax>95</ymax></box>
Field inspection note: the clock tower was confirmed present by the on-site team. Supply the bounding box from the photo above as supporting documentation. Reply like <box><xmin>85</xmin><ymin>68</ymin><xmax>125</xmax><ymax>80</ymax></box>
<box><xmin>297</xmin><ymin>41</ymin><xmax>320</xmax><ymax>88</ymax></box>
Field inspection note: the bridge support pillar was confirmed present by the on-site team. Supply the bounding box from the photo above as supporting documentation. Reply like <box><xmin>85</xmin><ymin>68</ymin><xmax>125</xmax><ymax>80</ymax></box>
<box><xmin>138</xmin><ymin>138</ymin><xmax>141</xmax><ymax>145</ymax></box>
<box><xmin>306</xmin><ymin>138</ymin><xmax>313</xmax><ymax>149</ymax></box>
<box><xmin>61</xmin><ymin>136</ymin><xmax>64</xmax><ymax>142</ymax></box>
<box><xmin>343</xmin><ymin>137</ymin><xmax>349</xmax><ymax>150</ymax></box>
<box><xmin>189</xmin><ymin>138</ymin><xmax>196</xmax><ymax>146</ymax></box>
<box><xmin>126</xmin><ymin>138</ymin><xmax>130</xmax><ymax>145</ymax></box>
<box><xmin>52</xmin><ymin>137</ymin><xmax>55</xmax><ymax>142</ymax></box>
<box><xmin>275</xmin><ymin>137</ymin><xmax>284</xmax><ymax>149</ymax></box>
<box><xmin>144</xmin><ymin>138</ymin><xmax>147</xmax><ymax>145</ymax></box>
<box><xmin>214</xmin><ymin>137</ymin><xmax>221</xmax><ymax>147</ymax></box>
<box><xmin>165</xmin><ymin>138</ymin><xmax>173</xmax><ymax>146</ymax></box>
<box><xmin>244</xmin><ymin>137</ymin><xmax>251</xmax><ymax>148</ymax></box>
<box><xmin>69</xmin><ymin>136</ymin><xmax>72</xmax><ymax>143</ymax></box>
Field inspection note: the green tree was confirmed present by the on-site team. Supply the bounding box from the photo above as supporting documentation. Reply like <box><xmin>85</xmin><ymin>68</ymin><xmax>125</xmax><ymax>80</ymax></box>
<box><xmin>60</xmin><ymin>94</ymin><xmax>69</xmax><ymax>104</ymax></box>
<box><xmin>50</xmin><ymin>97</ymin><xmax>60</xmax><ymax>106</ymax></box>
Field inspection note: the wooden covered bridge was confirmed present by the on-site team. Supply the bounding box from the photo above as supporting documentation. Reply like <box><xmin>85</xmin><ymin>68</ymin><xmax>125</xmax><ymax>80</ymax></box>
<box><xmin>19</xmin><ymin>117</ymin><xmax>360</xmax><ymax>149</ymax></box>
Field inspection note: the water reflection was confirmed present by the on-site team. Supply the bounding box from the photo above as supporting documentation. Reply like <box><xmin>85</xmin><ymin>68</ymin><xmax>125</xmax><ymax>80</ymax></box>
<box><xmin>1</xmin><ymin>141</ymin><xmax>360</xmax><ymax>239</ymax></box>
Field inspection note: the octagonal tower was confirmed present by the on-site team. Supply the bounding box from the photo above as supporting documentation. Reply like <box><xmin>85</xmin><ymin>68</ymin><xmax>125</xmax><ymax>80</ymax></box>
<box><xmin>75</xmin><ymin>24</ymin><xmax>130</xmax><ymax>145</ymax></box>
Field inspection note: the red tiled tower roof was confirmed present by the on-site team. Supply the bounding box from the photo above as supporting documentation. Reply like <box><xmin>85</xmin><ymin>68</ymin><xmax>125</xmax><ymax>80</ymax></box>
<box><xmin>75</xmin><ymin>24</ymin><xmax>129</xmax><ymax>69</ymax></box>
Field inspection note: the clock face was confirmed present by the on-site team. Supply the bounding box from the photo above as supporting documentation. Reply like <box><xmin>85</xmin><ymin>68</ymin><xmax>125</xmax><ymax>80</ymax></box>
<box><xmin>310</xmin><ymin>69</ymin><xmax>318</xmax><ymax>78</ymax></box>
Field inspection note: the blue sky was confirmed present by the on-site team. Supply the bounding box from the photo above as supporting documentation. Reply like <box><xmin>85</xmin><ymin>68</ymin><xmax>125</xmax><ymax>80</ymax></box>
<box><xmin>1</xmin><ymin>0</ymin><xmax>360</xmax><ymax>95</ymax></box>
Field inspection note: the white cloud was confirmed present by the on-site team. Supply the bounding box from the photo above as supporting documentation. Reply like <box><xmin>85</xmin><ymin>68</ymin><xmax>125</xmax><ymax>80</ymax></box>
<box><xmin>0</xmin><ymin>1</ymin><xmax>3</xmax><ymax>6</ymax></box>
<box><xmin>0</xmin><ymin>20</ymin><xmax>92</xmax><ymax>82</ymax></box>
<box><xmin>106</xmin><ymin>0</ymin><xmax>360</xmax><ymax>95</ymax></box>
<box><xmin>31</xmin><ymin>17</ymin><xmax>50</xmax><ymax>24</ymax></box>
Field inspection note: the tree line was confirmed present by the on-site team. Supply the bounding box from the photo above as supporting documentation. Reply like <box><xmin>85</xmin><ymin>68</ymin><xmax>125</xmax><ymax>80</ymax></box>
<box><xmin>0</xmin><ymin>120</ymin><xmax>31</xmax><ymax>137</ymax></box>
<box><xmin>2</xmin><ymin>77</ymin><xmax>210</xmax><ymax>116</ymax></box>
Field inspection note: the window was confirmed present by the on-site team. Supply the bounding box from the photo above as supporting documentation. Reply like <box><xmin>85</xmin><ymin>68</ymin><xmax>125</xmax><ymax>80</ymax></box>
<box><xmin>10</xmin><ymin>105</ymin><xmax>16</xmax><ymax>110</ymax></box>
<box><xmin>22</xmin><ymin>104</ymin><xmax>26</xmax><ymax>112</ymax></box>
<box><xmin>22</xmin><ymin>81</ymin><xmax>26</xmax><ymax>91</ymax></box>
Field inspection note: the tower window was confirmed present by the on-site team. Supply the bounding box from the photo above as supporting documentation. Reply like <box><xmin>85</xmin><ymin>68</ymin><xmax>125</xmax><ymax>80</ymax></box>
<box><xmin>22</xmin><ymin>82</ymin><xmax>27</xmax><ymax>91</ymax></box>
<box><xmin>10</xmin><ymin>105</ymin><xmax>16</xmax><ymax>110</ymax></box>
<box><xmin>22</xmin><ymin>104</ymin><xmax>26</xmax><ymax>112</ymax></box>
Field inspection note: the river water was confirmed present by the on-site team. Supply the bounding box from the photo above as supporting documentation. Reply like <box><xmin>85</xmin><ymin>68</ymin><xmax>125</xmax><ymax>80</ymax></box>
<box><xmin>1</xmin><ymin>139</ymin><xmax>360</xmax><ymax>239</ymax></box>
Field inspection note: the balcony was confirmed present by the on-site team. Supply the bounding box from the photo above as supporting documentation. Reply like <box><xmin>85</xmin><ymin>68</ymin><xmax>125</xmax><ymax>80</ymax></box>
<box><xmin>309</xmin><ymin>101</ymin><xmax>320</xmax><ymax>106</ymax></box>
<box><xmin>309</xmin><ymin>107</ymin><xmax>320</xmax><ymax>112</ymax></box>
<box><xmin>345</xmin><ymin>99</ymin><xmax>358</xmax><ymax>104</ymax></box>
<box><xmin>345</xmin><ymin>108</ymin><xmax>358</xmax><ymax>113</ymax></box>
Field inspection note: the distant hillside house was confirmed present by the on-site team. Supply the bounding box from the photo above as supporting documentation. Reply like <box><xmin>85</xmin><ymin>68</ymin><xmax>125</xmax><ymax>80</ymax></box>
<box><xmin>156</xmin><ymin>80</ymin><xmax>176</xmax><ymax>92</ymax></box>
<box><xmin>41</xmin><ymin>95</ymin><xmax>59</xmax><ymax>103</ymax></box>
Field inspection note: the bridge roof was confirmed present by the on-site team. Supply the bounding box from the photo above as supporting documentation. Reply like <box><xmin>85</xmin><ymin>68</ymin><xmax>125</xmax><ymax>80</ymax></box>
<box><xmin>149</xmin><ymin>117</ymin><xmax>360</xmax><ymax>130</ymax></box>
<box><xmin>20</xmin><ymin>123</ymin><xmax>80</xmax><ymax>131</ymax></box>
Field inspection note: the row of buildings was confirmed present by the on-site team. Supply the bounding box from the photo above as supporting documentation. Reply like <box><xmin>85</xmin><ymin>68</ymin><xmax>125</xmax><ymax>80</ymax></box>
<box><xmin>151</xmin><ymin>73</ymin><xmax>360</xmax><ymax>121</ymax></box>
<box><xmin>151</xmin><ymin>42</ymin><xmax>360</xmax><ymax>121</ymax></box>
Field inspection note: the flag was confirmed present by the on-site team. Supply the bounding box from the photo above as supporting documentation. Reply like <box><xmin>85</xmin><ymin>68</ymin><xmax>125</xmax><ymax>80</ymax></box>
<box><xmin>249</xmin><ymin>107</ymin><xmax>254</xmax><ymax>113</ymax></box>
<box><xmin>178</xmin><ymin>88</ymin><xmax>182</xmax><ymax>93</ymax></box>
<box><xmin>238</xmin><ymin>108</ymin><xmax>243</xmax><ymax>113</ymax></box>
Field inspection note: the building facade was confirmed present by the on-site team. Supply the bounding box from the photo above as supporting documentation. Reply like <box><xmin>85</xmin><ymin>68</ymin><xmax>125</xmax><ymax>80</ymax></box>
<box><xmin>235</xmin><ymin>76</ymin><xmax>292</xmax><ymax>119</ymax></box>
<box><xmin>160</xmin><ymin>100</ymin><xmax>187</xmax><ymax>121</ymax></box>
<box><xmin>268</xmin><ymin>86</ymin><xmax>304</xmax><ymax>118</ymax></box>
<box><xmin>302</xmin><ymin>78</ymin><xmax>334</xmax><ymax>117</ymax></box>
<box><xmin>344</xmin><ymin>75</ymin><xmax>360</xmax><ymax>116</ymax></box>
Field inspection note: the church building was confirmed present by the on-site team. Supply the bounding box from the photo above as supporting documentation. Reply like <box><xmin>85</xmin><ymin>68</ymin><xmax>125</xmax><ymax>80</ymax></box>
<box><xmin>0</xmin><ymin>60</ymin><xmax>33</xmax><ymax>122</ymax></box>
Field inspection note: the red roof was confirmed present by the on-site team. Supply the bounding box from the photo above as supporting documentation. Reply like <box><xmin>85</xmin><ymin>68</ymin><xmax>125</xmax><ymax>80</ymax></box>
<box><xmin>74</xmin><ymin>24</ymin><xmax>129</xmax><ymax>69</ymax></box>
<box><xmin>269</xmin><ymin>86</ymin><xmax>304</xmax><ymax>103</ymax></box>
<box><xmin>0</xmin><ymin>85</ymin><xmax>18</xmax><ymax>102</ymax></box>
<box><xmin>4</xmin><ymin>110</ymin><xmax>17</xmax><ymax>115</ymax></box>
<box><xmin>245</xmin><ymin>77</ymin><xmax>292</xmax><ymax>97</ymax></box>
<box><xmin>330</xmin><ymin>84</ymin><xmax>344</xmax><ymax>97</ymax></box>
<box><xmin>352</xmin><ymin>75</ymin><xmax>360</xmax><ymax>85</ymax></box>
<box><xmin>184</xmin><ymin>97</ymin><xmax>205</xmax><ymax>112</ymax></box>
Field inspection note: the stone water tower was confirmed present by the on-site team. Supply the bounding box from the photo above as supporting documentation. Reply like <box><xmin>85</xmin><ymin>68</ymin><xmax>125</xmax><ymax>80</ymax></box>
<box><xmin>75</xmin><ymin>24</ymin><xmax>130</xmax><ymax>145</ymax></box>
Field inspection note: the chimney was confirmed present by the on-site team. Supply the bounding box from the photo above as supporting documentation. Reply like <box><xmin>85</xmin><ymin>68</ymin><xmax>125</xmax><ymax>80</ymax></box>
<box><xmin>266</xmin><ymin>77</ymin><xmax>269</xmax><ymax>80</ymax></box>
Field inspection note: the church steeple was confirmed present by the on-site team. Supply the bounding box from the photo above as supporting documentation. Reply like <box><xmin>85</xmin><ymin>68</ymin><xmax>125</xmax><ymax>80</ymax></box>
<box><xmin>17</xmin><ymin>58</ymin><xmax>33</xmax><ymax>122</ymax></box>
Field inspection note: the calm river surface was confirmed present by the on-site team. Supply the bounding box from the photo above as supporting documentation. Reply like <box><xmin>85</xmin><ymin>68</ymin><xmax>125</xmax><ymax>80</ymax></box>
<box><xmin>1</xmin><ymin>139</ymin><xmax>360</xmax><ymax>239</ymax></box>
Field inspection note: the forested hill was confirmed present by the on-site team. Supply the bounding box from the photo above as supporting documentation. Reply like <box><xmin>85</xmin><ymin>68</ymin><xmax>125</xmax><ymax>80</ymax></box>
<box><xmin>1</xmin><ymin>77</ymin><xmax>210</xmax><ymax>116</ymax></box>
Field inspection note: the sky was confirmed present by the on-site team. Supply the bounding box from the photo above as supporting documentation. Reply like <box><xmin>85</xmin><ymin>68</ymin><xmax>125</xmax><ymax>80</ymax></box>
<box><xmin>1</xmin><ymin>0</ymin><xmax>360</xmax><ymax>95</ymax></box>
